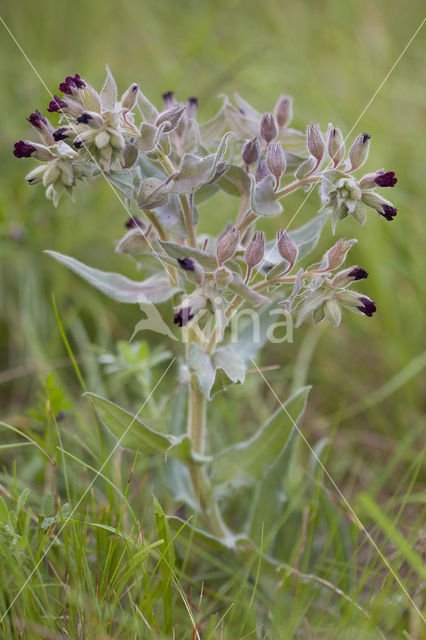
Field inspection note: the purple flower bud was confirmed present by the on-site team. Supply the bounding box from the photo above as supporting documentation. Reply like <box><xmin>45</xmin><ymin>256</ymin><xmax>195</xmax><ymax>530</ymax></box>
<box><xmin>174</xmin><ymin>307</ymin><xmax>194</xmax><ymax>327</ymax></box>
<box><xmin>348</xmin><ymin>267</ymin><xmax>368</xmax><ymax>280</ymax></box>
<box><xmin>357</xmin><ymin>297</ymin><xmax>376</xmax><ymax>317</ymax></box>
<box><xmin>274</xmin><ymin>95</ymin><xmax>293</xmax><ymax>128</ymax></box>
<box><xmin>245</xmin><ymin>231</ymin><xmax>265</xmax><ymax>271</ymax></box>
<box><xmin>27</xmin><ymin>110</ymin><xmax>48</xmax><ymax>130</ymax></box>
<box><xmin>177</xmin><ymin>257</ymin><xmax>195</xmax><ymax>271</ymax></box>
<box><xmin>53</xmin><ymin>127</ymin><xmax>70</xmax><ymax>141</ymax></box>
<box><xmin>277</xmin><ymin>229</ymin><xmax>298</xmax><ymax>265</ymax></box>
<box><xmin>374</xmin><ymin>171</ymin><xmax>397</xmax><ymax>187</ymax></box>
<box><xmin>74</xmin><ymin>140</ymin><xmax>84</xmax><ymax>149</ymax></box>
<box><xmin>125</xmin><ymin>216</ymin><xmax>145</xmax><ymax>229</ymax></box>
<box><xmin>348</xmin><ymin>133</ymin><xmax>370</xmax><ymax>171</ymax></box>
<box><xmin>13</xmin><ymin>140</ymin><xmax>36</xmax><ymax>158</ymax></box>
<box><xmin>216</xmin><ymin>228</ymin><xmax>239</xmax><ymax>265</ymax></box>
<box><xmin>187</xmin><ymin>97</ymin><xmax>198</xmax><ymax>119</ymax></box>
<box><xmin>47</xmin><ymin>95</ymin><xmax>68</xmax><ymax>113</ymax></box>
<box><xmin>380</xmin><ymin>204</ymin><xmax>398</xmax><ymax>221</ymax></box>
<box><xmin>260</xmin><ymin>113</ymin><xmax>278</xmax><ymax>143</ymax></box>
<box><xmin>255</xmin><ymin>160</ymin><xmax>270</xmax><ymax>183</ymax></box>
<box><xmin>327</xmin><ymin>125</ymin><xmax>345</xmax><ymax>167</ymax></box>
<box><xmin>242</xmin><ymin>137</ymin><xmax>260</xmax><ymax>167</ymax></box>
<box><xmin>265</xmin><ymin>141</ymin><xmax>286</xmax><ymax>188</ymax></box>
<box><xmin>77</xmin><ymin>112</ymin><xmax>93</xmax><ymax>124</ymax></box>
<box><xmin>162</xmin><ymin>91</ymin><xmax>176</xmax><ymax>107</ymax></box>
<box><xmin>59</xmin><ymin>74</ymin><xmax>85</xmax><ymax>95</ymax></box>
<box><xmin>307</xmin><ymin>123</ymin><xmax>325</xmax><ymax>162</ymax></box>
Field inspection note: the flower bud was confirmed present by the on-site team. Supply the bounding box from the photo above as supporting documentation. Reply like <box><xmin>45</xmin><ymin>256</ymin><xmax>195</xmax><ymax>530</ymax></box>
<box><xmin>115</xmin><ymin>229</ymin><xmax>148</xmax><ymax>254</ymax></box>
<box><xmin>13</xmin><ymin>140</ymin><xmax>36</xmax><ymax>158</ymax></box>
<box><xmin>255</xmin><ymin>160</ymin><xmax>270</xmax><ymax>183</ymax></box>
<box><xmin>359</xmin><ymin>170</ymin><xmax>397</xmax><ymax>189</ymax></box>
<box><xmin>77</xmin><ymin>111</ymin><xmax>104</xmax><ymax>128</ymax></box>
<box><xmin>125</xmin><ymin>216</ymin><xmax>145</xmax><ymax>229</ymax></box>
<box><xmin>260</xmin><ymin>113</ymin><xmax>278</xmax><ymax>143</ymax></box>
<box><xmin>307</xmin><ymin>123</ymin><xmax>325</xmax><ymax>162</ymax></box>
<box><xmin>214</xmin><ymin>265</ymin><xmax>233</xmax><ymax>289</ymax></box>
<box><xmin>47</xmin><ymin>95</ymin><xmax>68</xmax><ymax>113</ymax></box>
<box><xmin>137</xmin><ymin>177</ymin><xmax>169</xmax><ymax>209</ymax></box>
<box><xmin>59</xmin><ymin>73</ymin><xmax>85</xmax><ymax>95</ymax></box>
<box><xmin>121</xmin><ymin>143</ymin><xmax>139</xmax><ymax>168</ymax></box>
<box><xmin>162</xmin><ymin>91</ymin><xmax>176</xmax><ymax>108</ymax></box>
<box><xmin>95</xmin><ymin>130</ymin><xmax>111</xmax><ymax>149</ymax></box>
<box><xmin>265</xmin><ymin>141</ymin><xmax>286</xmax><ymax>188</ymax></box>
<box><xmin>177</xmin><ymin>257</ymin><xmax>204</xmax><ymax>285</ymax></box>
<box><xmin>327</xmin><ymin>125</ymin><xmax>345</xmax><ymax>167</ymax></box>
<box><xmin>274</xmin><ymin>95</ymin><xmax>293</xmax><ymax>128</ymax></box>
<box><xmin>187</xmin><ymin>97</ymin><xmax>198</xmax><ymax>119</ymax></box>
<box><xmin>348</xmin><ymin>133</ymin><xmax>370</xmax><ymax>171</ymax></box>
<box><xmin>121</xmin><ymin>83</ymin><xmax>139</xmax><ymax>111</ymax></box>
<box><xmin>331</xmin><ymin>266</ymin><xmax>368</xmax><ymax>288</ymax></box>
<box><xmin>242</xmin><ymin>137</ymin><xmax>260</xmax><ymax>167</ymax></box>
<box><xmin>53</xmin><ymin>127</ymin><xmax>71</xmax><ymax>142</ymax></box>
<box><xmin>361</xmin><ymin>192</ymin><xmax>397</xmax><ymax>221</ymax></box>
<box><xmin>25</xmin><ymin>164</ymin><xmax>47</xmax><ymax>184</ymax></box>
<box><xmin>336</xmin><ymin>291</ymin><xmax>376</xmax><ymax>317</ymax></box>
<box><xmin>216</xmin><ymin>228</ymin><xmax>239</xmax><ymax>265</ymax></box>
<box><xmin>155</xmin><ymin>104</ymin><xmax>186</xmax><ymax>131</ymax></box>
<box><xmin>325</xmin><ymin>238</ymin><xmax>356</xmax><ymax>270</ymax></box>
<box><xmin>324</xmin><ymin>299</ymin><xmax>342</xmax><ymax>327</ymax></box>
<box><xmin>277</xmin><ymin>229</ymin><xmax>298</xmax><ymax>265</ymax></box>
<box><xmin>245</xmin><ymin>231</ymin><xmax>265</xmax><ymax>270</ymax></box>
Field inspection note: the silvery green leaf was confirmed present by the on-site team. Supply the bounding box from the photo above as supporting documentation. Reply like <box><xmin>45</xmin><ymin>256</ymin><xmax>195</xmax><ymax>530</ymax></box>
<box><xmin>217</xmin><ymin>164</ymin><xmax>252</xmax><ymax>197</ymax></box>
<box><xmin>198</xmin><ymin>103</ymin><xmax>227</xmax><ymax>147</ymax></box>
<box><xmin>211</xmin><ymin>387</ymin><xmax>311</xmax><ymax>492</ymax></box>
<box><xmin>167</xmin><ymin>515</ymin><xmax>246</xmax><ymax>553</ymax></box>
<box><xmin>285</xmin><ymin>151</ymin><xmax>307</xmax><ymax>172</ymax></box>
<box><xmin>45</xmin><ymin>251</ymin><xmax>178</xmax><ymax>303</ymax></box>
<box><xmin>295</xmin><ymin>156</ymin><xmax>316</xmax><ymax>179</ymax></box>
<box><xmin>137</xmin><ymin>121</ymin><xmax>170</xmax><ymax>152</ymax></box>
<box><xmin>106</xmin><ymin>170</ymin><xmax>135</xmax><ymax>201</ymax></box>
<box><xmin>295</xmin><ymin>288</ymin><xmax>333</xmax><ymax>327</ymax></box>
<box><xmin>100</xmin><ymin>64</ymin><xmax>118</xmax><ymax>110</ymax></box>
<box><xmin>223</xmin><ymin>96</ymin><xmax>258</xmax><ymax>138</ymax></box>
<box><xmin>320</xmin><ymin>169</ymin><xmax>347</xmax><ymax>204</ymax></box>
<box><xmin>278</xmin><ymin>127</ymin><xmax>306</xmax><ymax>151</ymax></box>
<box><xmin>280</xmin><ymin>268</ymin><xmax>303</xmax><ymax>312</ymax></box>
<box><xmin>188</xmin><ymin>344</ymin><xmax>216</xmax><ymax>399</ymax></box>
<box><xmin>159</xmin><ymin>241</ymin><xmax>217</xmax><ymax>271</ymax></box>
<box><xmin>81</xmin><ymin>83</ymin><xmax>102</xmax><ymax>113</ymax></box>
<box><xmin>211</xmin><ymin>347</ymin><xmax>246</xmax><ymax>396</ymax></box>
<box><xmin>351</xmin><ymin>199</ymin><xmax>367</xmax><ymax>225</ymax></box>
<box><xmin>264</xmin><ymin>211</ymin><xmax>330</xmax><ymax>266</ymax></box>
<box><xmin>136</xmin><ymin>153</ymin><xmax>166</xmax><ymax>180</ymax></box>
<box><xmin>115</xmin><ymin>229</ymin><xmax>149</xmax><ymax>255</ymax></box>
<box><xmin>265</xmin><ymin>260</ymin><xmax>289</xmax><ymax>281</ymax></box>
<box><xmin>194</xmin><ymin>182</ymin><xmax>220</xmax><ymax>205</ymax></box>
<box><xmin>233</xmin><ymin>92</ymin><xmax>261</xmax><ymax>120</ymax></box>
<box><xmin>137</xmin><ymin>89</ymin><xmax>159</xmax><ymax>124</ymax></box>
<box><xmin>169</xmin><ymin>132</ymin><xmax>232</xmax><ymax>194</ymax></box>
<box><xmin>251</xmin><ymin>175</ymin><xmax>283</xmax><ymax>217</ymax></box>
<box><xmin>223</xmin><ymin>302</ymin><xmax>279</xmax><ymax>365</ymax></box>
<box><xmin>153</xmin><ymin>195</ymin><xmax>187</xmax><ymax>238</ymax></box>
<box><xmin>85</xmin><ymin>392</ymin><xmax>210</xmax><ymax>464</ymax></box>
<box><xmin>228</xmin><ymin>274</ymin><xmax>270</xmax><ymax>307</ymax></box>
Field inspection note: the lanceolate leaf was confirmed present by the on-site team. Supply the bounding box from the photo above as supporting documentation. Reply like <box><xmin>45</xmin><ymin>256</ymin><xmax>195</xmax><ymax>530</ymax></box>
<box><xmin>85</xmin><ymin>392</ymin><xmax>210</xmax><ymax>464</ymax></box>
<box><xmin>167</xmin><ymin>515</ymin><xmax>248</xmax><ymax>553</ymax></box>
<box><xmin>211</xmin><ymin>387</ymin><xmax>310</xmax><ymax>491</ymax></box>
<box><xmin>188</xmin><ymin>344</ymin><xmax>216</xmax><ymax>399</ymax></box>
<box><xmin>228</xmin><ymin>274</ymin><xmax>270</xmax><ymax>307</ymax></box>
<box><xmin>45</xmin><ymin>251</ymin><xmax>178</xmax><ymax>303</ymax></box>
<box><xmin>159</xmin><ymin>241</ymin><xmax>218</xmax><ymax>271</ymax></box>
<box><xmin>100</xmin><ymin>64</ymin><xmax>118</xmax><ymax>110</ymax></box>
<box><xmin>217</xmin><ymin>164</ymin><xmax>251</xmax><ymax>197</ymax></box>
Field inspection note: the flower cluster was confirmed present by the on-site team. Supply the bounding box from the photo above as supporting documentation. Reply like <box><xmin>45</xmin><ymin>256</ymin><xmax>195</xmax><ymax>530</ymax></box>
<box><xmin>14</xmin><ymin>67</ymin><xmax>400</xmax><ymax>342</ymax></box>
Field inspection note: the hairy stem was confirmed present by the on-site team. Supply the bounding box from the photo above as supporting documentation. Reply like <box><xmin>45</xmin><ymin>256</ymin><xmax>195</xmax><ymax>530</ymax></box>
<box><xmin>274</xmin><ymin>174</ymin><xmax>321</xmax><ymax>199</ymax></box>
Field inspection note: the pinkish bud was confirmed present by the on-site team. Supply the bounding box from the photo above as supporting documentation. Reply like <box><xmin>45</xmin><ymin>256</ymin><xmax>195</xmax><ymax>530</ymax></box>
<box><xmin>348</xmin><ymin>133</ymin><xmax>370</xmax><ymax>171</ymax></box>
<box><xmin>245</xmin><ymin>231</ymin><xmax>265</xmax><ymax>270</ymax></box>
<box><xmin>121</xmin><ymin>83</ymin><xmax>139</xmax><ymax>111</ymax></box>
<box><xmin>265</xmin><ymin>141</ymin><xmax>286</xmax><ymax>188</ymax></box>
<box><xmin>216</xmin><ymin>228</ymin><xmax>239</xmax><ymax>265</ymax></box>
<box><xmin>255</xmin><ymin>160</ymin><xmax>270</xmax><ymax>183</ymax></box>
<box><xmin>327</xmin><ymin>124</ymin><xmax>345</xmax><ymax>167</ymax></box>
<box><xmin>307</xmin><ymin>123</ymin><xmax>325</xmax><ymax>162</ymax></box>
<box><xmin>274</xmin><ymin>95</ymin><xmax>293</xmax><ymax>128</ymax></box>
<box><xmin>277</xmin><ymin>229</ymin><xmax>298</xmax><ymax>265</ymax></box>
<box><xmin>260</xmin><ymin>113</ymin><xmax>278</xmax><ymax>143</ymax></box>
<box><xmin>242</xmin><ymin>137</ymin><xmax>260</xmax><ymax>166</ymax></box>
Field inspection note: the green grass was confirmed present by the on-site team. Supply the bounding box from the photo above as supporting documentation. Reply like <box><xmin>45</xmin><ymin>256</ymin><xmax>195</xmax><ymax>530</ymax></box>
<box><xmin>0</xmin><ymin>0</ymin><xmax>425</xmax><ymax>637</ymax></box>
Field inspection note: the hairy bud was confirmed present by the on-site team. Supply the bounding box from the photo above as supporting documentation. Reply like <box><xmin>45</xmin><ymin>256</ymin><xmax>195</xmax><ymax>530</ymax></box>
<box><xmin>255</xmin><ymin>160</ymin><xmax>270</xmax><ymax>183</ymax></box>
<box><xmin>121</xmin><ymin>143</ymin><xmax>139</xmax><ymax>168</ymax></box>
<box><xmin>324</xmin><ymin>299</ymin><xmax>342</xmax><ymax>327</ymax></box>
<box><xmin>348</xmin><ymin>133</ymin><xmax>370</xmax><ymax>171</ymax></box>
<box><xmin>327</xmin><ymin>125</ymin><xmax>345</xmax><ymax>167</ymax></box>
<box><xmin>277</xmin><ymin>229</ymin><xmax>298</xmax><ymax>265</ymax></box>
<box><xmin>265</xmin><ymin>141</ymin><xmax>286</xmax><ymax>188</ymax></box>
<box><xmin>260</xmin><ymin>113</ymin><xmax>278</xmax><ymax>143</ymax></box>
<box><xmin>242</xmin><ymin>137</ymin><xmax>260</xmax><ymax>167</ymax></box>
<box><xmin>245</xmin><ymin>231</ymin><xmax>265</xmax><ymax>270</ymax></box>
<box><xmin>121</xmin><ymin>83</ymin><xmax>139</xmax><ymax>111</ymax></box>
<box><xmin>177</xmin><ymin>257</ymin><xmax>204</xmax><ymax>285</ymax></box>
<box><xmin>274</xmin><ymin>95</ymin><xmax>293</xmax><ymax>128</ymax></box>
<box><xmin>216</xmin><ymin>228</ymin><xmax>239</xmax><ymax>266</ymax></box>
<box><xmin>307</xmin><ymin>123</ymin><xmax>325</xmax><ymax>162</ymax></box>
<box><xmin>137</xmin><ymin>177</ymin><xmax>169</xmax><ymax>209</ymax></box>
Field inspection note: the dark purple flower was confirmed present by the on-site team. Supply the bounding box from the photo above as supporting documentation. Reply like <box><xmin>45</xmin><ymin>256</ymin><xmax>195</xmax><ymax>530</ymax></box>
<box><xmin>177</xmin><ymin>257</ymin><xmax>195</xmax><ymax>271</ymax></box>
<box><xmin>173</xmin><ymin>308</ymin><xmax>194</xmax><ymax>327</ymax></box>
<box><xmin>162</xmin><ymin>91</ymin><xmax>175</xmax><ymax>106</ymax></box>
<box><xmin>59</xmin><ymin>74</ymin><xmax>85</xmax><ymax>95</ymax></box>
<box><xmin>357</xmin><ymin>297</ymin><xmax>376</xmax><ymax>317</ymax></box>
<box><xmin>27</xmin><ymin>110</ymin><xmax>48</xmax><ymax>130</ymax></box>
<box><xmin>125</xmin><ymin>216</ymin><xmax>145</xmax><ymax>229</ymax></box>
<box><xmin>74</xmin><ymin>140</ymin><xmax>84</xmax><ymax>149</ymax></box>
<box><xmin>380</xmin><ymin>204</ymin><xmax>398</xmax><ymax>221</ymax></box>
<box><xmin>47</xmin><ymin>95</ymin><xmax>68</xmax><ymax>113</ymax></box>
<box><xmin>374</xmin><ymin>171</ymin><xmax>397</xmax><ymax>188</ymax></box>
<box><xmin>187</xmin><ymin>97</ymin><xmax>198</xmax><ymax>107</ymax></box>
<box><xmin>362</xmin><ymin>133</ymin><xmax>371</xmax><ymax>144</ymax></box>
<box><xmin>348</xmin><ymin>267</ymin><xmax>368</xmax><ymax>281</ymax></box>
<box><xmin>77</xmin><ymin>112</ymin><xmax>92</xmax><ymax>124</ymax></box>
<box><xmin>53</xmin><ymin>127</ymin><xmax>69</xmax><ymax>141</ymax></box>
<box><xmin>13</xmin><ymin>140</ymin><xmax>36</xmax><ymax>158</ymax></box>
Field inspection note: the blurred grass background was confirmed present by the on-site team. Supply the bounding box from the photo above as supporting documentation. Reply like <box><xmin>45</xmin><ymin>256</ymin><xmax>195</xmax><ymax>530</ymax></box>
<box><xmin>0</xmin><ymin>0</ymin><xmax>425</xmax><ymax>637</ymax></box>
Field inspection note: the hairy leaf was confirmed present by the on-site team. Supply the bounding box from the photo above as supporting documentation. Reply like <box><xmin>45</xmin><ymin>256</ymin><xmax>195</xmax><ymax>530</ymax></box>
<box><xmin>159</xmin><ymin>241</ymin><xmax>217</xmax><ymax>271</ymax></box>
<box><xmin>251</xmin><ymin>175</ymin><xmax>283</xmax><ymax>217</ymax></box>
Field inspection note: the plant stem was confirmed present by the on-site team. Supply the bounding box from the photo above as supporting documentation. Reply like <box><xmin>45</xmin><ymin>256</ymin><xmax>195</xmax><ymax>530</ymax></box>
<box><xmin>188</xmin><ymin>374</ymin><xmax>206</xmax><ymax>455</ymax></box>
<box><xmin>274</xmin><ymin>174</ymin><xmax>321</xmax><ymax>199</ymax></box>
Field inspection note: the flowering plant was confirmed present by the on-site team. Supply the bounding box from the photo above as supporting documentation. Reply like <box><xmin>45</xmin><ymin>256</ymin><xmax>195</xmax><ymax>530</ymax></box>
<box><xmin>14</xmin><ymin>67</ymin><xmax>398</xmax><ymax>551</ymax></box>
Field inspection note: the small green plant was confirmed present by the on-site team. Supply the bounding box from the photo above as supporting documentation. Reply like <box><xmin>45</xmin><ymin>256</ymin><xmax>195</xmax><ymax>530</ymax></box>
<box><xmin>14</xmin><ymin>68</ymin><xmax>399</xmax><ymax>563</ymax></box>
